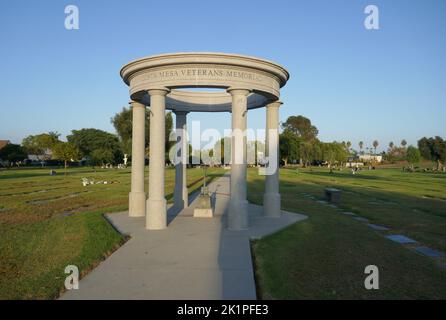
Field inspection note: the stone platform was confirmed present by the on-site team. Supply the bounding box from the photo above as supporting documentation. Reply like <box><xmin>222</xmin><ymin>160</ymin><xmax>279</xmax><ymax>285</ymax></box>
<box><xmin>61</xmin><ymin>175</ymin><xmax>307</xmax><ymax>300</ymax></box>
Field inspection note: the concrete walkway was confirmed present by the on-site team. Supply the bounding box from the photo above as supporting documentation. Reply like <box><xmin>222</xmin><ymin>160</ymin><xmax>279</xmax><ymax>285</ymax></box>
<box><xmin>61</xmin><ymin>174</ymin><xmax>307</xmax><ymax>300</ymax></box>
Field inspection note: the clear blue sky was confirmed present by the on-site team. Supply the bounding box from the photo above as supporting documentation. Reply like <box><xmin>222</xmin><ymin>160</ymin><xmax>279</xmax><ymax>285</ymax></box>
<box><xmin>0</xmin><ymin>0</ymin><xmax>445</xmax><ymax>152</ymax></box>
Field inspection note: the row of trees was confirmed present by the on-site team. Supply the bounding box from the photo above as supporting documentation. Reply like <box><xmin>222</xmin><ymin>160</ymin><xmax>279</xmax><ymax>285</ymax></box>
<box><xmin>276</xmin><ymin>115</ymin><xmax>446</xmax><ymax>170</ymax></box>
<box><xmin>0</xmin><ymin>108</ymin><xmax>175</xmax><ymax>172</ymax></box>
<box><xmin>374</xmin><ymin>137</ymin><xmax>445</xmax><ymax>170</ymax></box>
<box><xmin>190</xmin><ymin>116</ymin><xmax>349</xmax><ymax>168</ymax></box>
<box><xmin>279</xmin><ymin>116</ymin><xmax>349</xmax><ymax>167</ymax></box>
<box><xmin>385</xmin><ymin>140</ymin><xmax>409</xmax><ymax>162</ymax></box>
<box><xmin>387</xmin><ymin>137</ymin><xmax>446</xmax><ymax>171</ymax></box>
<box><xmin>338</xmin><ymin>139</ymin><xmax>407</xmax><ymax>156</ymax></box>
<box><xmin>0</xmin><ymin>143</ymin><xmax>28</xmax><ymax>164</ymax></box>
<box><xmin>2</xmin><ymin>108</ymin><xmax>445</xmax><ymax>172</ymax></box>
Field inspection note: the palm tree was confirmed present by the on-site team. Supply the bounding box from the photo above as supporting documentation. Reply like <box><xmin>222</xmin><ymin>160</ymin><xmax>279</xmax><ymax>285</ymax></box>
<box><xmin>389</xmin><ymin>141</ymin><xmax>394</xmax><ymax>149</ymax></box>
<box><xmin>359</xmin><ymin>141</ymin><xmax>364</xmax><ymax>154</ymax></box>
<box><xmin>373</xmin><ymin>140</ymin><xmax>379</xmax><ymax>155</ymax></box>
<box><xmin>401</xmin><ymin>139</ymin><xmax>407</xmax><ymax>148</ymax></box>
<box><xmin>48</xmin><ymin>131</ymin><xmax>61</xmax><ymax>140</ymax></box>
<box><xmin>346</xmin><ymin>141</ymin><xmax>352</xmax><ymax>150</ymax></box>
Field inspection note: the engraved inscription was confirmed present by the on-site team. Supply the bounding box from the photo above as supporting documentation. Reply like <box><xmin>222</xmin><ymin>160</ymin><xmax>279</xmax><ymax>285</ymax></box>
<box><xmin>144</xmin><ymin>68</ymin><xmax>263</xmax><ymax>82</ymax></box>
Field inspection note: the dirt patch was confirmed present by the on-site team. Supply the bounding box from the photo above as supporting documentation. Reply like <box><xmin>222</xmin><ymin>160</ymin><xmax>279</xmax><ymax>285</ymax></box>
<box><xmin>54</xmin><ymin>204</ymin><xmax>93</xmax><ymax>219</ymax></box>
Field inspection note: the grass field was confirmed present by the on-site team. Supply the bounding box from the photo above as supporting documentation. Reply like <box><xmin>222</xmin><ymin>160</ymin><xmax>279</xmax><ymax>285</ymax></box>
<box><xmin>0</xmin><ymin>166</ymin><xmax>224</xmax><ymax>299</ymax></box>
<box><xmin>249</xmin><ymin>167</ymin><xmax>446</xmax><ymax>299</ymax></box>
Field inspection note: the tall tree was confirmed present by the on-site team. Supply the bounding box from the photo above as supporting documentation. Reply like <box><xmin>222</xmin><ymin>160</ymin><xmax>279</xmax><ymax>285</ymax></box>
<box><xmin>0</xmin><ymin>144</ymin><xmax>28</xmax><ymax>165</ymax></box>
<box><xmin>321</xmin><ymin>142</ymin><xmax>349</xmax><ymax>167</ymax></box>
<box><xmin>359</xmin><ymin>141</ymin><xmax>364</xmax><ymax>154</ymax></box>
<box><xmin>91</xmin><ymin>148</ymin><xmax>115</xmax><ymax>167</ymax></box>
<box><xmin>373</xmin><ymin>140</ymin><xmax>379</xmax><ymax>154</ymax></box>
<box><xmin>346</xmin><ymin>141</ymin><xmax>352</xmax><ymax>150</ymax></box>
<box><xmin>418</xmin><ymin>137</ymin><xmax>431</xmax><ymax>160</ymax></box>
<box><xmin>111</xmin><ymin>107</ymin><xmax>173</xmax><ymax>159</ymax></box>
<box><xmin>111</xmin><ymin>107</ymin><xmax>150</xmax><ymax>155</ymax></box>
<box><xmin>406</xmin><ymin>146</ymin><xmax>421</xmax><ymax>170</ymax></box>
<box><xmin>418</xmin><ymin>136</ymin><xmax>446</xmax><ymax>170</ymax></box>
<box><xmin>281</xmin><ymin>115</ymin><xmax>318</xmax><ymax>141</ymax></box>
<box><xmin>52</xmin><ymin>142</ymin><xmax>80</xmax><ymax>175</ymax></box>
<box><xmin>386</xmin><ymin>142</ymin><xmax>395</xmax><ymax>162</ymax></box>
<box><xmin>213</xmin><ymin>137</ymin><xmax>231</xmax><ymax>165</ymax></box>
<box><xmin>48</xmin><ymin>131</ymin><xmax>61</xmax><ymax>141</ymax></box>
<box><xmin>22</xmin><ymin>132</ymin><xmax>60</xmax><ymax>160</ymax></box>
<box><xmin>299</xmin><ymin>141</ymin><xmax>314</xmax><ymax>167</ymax></box>
<box><xmin>67</xmin><ymin>128</ymin><xmax>122</xmax><ymax>164</ymax></box>
<box><xmin>401</xmin><ymin>139</ymin><xmax>407</xmax><ymax>148</ymax></box>
<box><xmin>279</xmin><ymin>131</ymin><xmax>301</xmax><ymax>166</ymax></box>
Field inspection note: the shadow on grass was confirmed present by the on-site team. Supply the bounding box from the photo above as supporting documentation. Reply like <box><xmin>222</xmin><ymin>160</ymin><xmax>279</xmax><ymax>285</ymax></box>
<box><xmin>247</xmin><ymin>175</ymin><xmax>446</xmax><ymax>299</ymax></box>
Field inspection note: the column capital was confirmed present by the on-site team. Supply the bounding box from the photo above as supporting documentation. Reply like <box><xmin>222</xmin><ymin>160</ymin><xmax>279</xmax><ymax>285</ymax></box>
<box><xmin>129</xmin><ymin>100</ymin><xmax>146</xmax><ymax>108</ymax></box>
<box><xmin>266</xmin><ymin>100</ymin><xmax>283</xmax><ymax>108</ymax></box>
<box><xmin>227</xmin><ymin>87</ymin><xmax>252</xmax><ymax>96</ymax></box>
<box><xmin>174</xmin><ymin>110</ymin><xmax>189</xmax><ymax>116</ymax></box>
<box><xmin>147</xmin><ymin>88</ymin><xmax>170</xmax><ymax>97</ymax></box>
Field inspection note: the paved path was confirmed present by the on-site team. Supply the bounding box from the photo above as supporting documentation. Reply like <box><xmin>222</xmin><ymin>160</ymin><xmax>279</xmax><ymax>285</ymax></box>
<box><xmin>61</xmin><ymin>174</ymin><xmax>307</xmax><ymax>300</ymax></box>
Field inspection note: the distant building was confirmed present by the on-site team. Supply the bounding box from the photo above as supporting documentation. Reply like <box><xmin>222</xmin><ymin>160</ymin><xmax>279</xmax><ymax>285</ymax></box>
<box><xmin>0</xmin><ymin>140</ymin><xmax>10</xmax><ymax>150</ymax></box>
<box><xmin>346</xmin><ymin>162</ymin><xmax>364</xmax><ymax>168</ymax></box>
<box><xmin>0</xmin><ymin>140</ymin><xmax>11</xmax><ymax>167</ymax></box>
<box><xmin>358</xmin><ymin>154</ymin><xmax>383</xmax><ymax>163</ymax></box>
<box><xmin>28</xmin><ymin>148</ymin><xmax>53</xmax><ymax>161</ymax></box>
<box><xmin>346</xmin><ymin>154</ymin><xmax>382</xmax><ymax>166</ymax></box>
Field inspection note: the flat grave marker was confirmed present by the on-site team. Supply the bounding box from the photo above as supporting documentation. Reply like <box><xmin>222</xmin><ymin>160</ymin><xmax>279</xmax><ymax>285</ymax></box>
<box><xmin>414</xmin><ymin>246</ymin><xmax>445</xmax><ymax>258</ymax></box>
<box><xmin>367</xmin><ymin>224</ymin><xmax>390</xmax><ymax>231</ymax></box>
<box><xmin>386</xmin><ymin>234</ymin><xmax>417</xmax><ymax>244</ymax></box>
<box><xmin>353</xmin><ymin>216</ymin><xmax>369</xmax><ymax>223</ymax></box>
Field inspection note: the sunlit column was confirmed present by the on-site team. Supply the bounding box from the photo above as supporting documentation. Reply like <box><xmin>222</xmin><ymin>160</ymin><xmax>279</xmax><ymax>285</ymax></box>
<box><xmin>227</xmin><ymin>88</ymin><xmax>251</xmax><ymax>230</ymax></box>
<box><xmin>263</xmin><ymin>101</ymin><xmax>282</xmax><ymax>217</ymax></box>
<box><xmin>146</xmin><ymin>89</ymin><xmax>169</xmax><ymax>230</ymax></box>
<box><xmin>128</xmin><ymin>101</ymin><xmax>146</xmax><ymax>217</ymax></box>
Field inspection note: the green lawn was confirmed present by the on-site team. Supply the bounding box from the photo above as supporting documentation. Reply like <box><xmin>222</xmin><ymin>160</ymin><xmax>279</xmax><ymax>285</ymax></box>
<box><xmin>249</xmin><ymin>167</ymin><xmax>446</xmax><ymax>299</ymax></box>
<box><xmin>0</xmin><ymin>166</ymin><xmax>224</xmax><ymax>299</ymax></box>
<box><xmin>2</xmin><ymin>165</ymin><xmax>445</xmax><ymax>299</ymax></box>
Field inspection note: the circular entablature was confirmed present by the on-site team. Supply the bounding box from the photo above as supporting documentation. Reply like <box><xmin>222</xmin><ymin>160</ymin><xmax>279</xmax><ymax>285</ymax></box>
<box><xmin>121</xmin><ymin>52</ymin><xmax>290</xmax><ymax>112</ymax></box>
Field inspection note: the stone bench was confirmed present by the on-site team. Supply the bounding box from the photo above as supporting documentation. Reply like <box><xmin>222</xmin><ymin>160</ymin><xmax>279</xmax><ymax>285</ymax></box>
<box><xmin>325</xmin><ymin>188</ymin><xmax>341</xmax><ymax>204</ymax></box>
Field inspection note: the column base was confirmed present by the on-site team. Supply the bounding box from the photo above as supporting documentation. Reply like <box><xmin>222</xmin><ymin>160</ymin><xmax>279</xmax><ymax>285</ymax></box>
<box><xmin>146</xmin><ymin>198</ymin><xmax>167</xmax><ymax>230</ymax></box>
<box><xmin>128</xmin><ymin>191</ymin><xmax>146</xmax><ymax>217</ymax></box>
<box><xmin>263</xmin><ymin>192</ymin><xmax>281</xmax><ymax>218</ymax></box>
<box><xmin>228</xmin><ymin>200</ymin><xmax>249</xmax><ymax>231</ymax></box>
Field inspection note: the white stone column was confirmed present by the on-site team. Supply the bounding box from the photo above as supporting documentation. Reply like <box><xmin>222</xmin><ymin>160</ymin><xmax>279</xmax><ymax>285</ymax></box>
<box><xmin>227</xmin><ymin>88</ymin><xmax>251</xmax><ymax>230</ymax></box>
<box><xmin>174</xmin><ymin>111</ymin><xmax>189</xmax><ymax>210</ymax></box>
<box><xmin>128</xmin><ymin>101</ymin><xmax>146</xmax><ymax>217</ymax></box>
<box><xmin>263</xmin><ymin>101</ymin><xmax>282</xmax><ymax>217</ymax></box>
<box><xmin>146</xmin><ymin>89</ymin><xmax>169</xmax><ymax>230</ymax></box>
